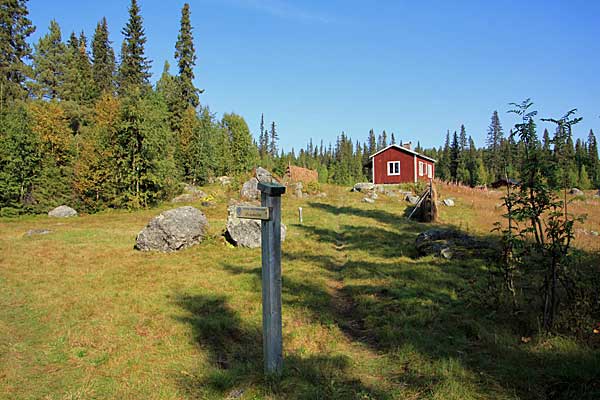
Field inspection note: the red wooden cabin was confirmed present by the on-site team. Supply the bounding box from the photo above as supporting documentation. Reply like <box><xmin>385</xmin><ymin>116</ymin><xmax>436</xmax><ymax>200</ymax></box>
<box><xmin>368</xmin><ymin>143</ymin><xmax>436</xmax><ymax>184</ymax></box>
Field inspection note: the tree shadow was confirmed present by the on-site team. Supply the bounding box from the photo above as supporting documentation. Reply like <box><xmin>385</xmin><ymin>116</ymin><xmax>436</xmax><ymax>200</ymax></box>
<box><xmin>173</xmin><ymin>293</ymin><xmax>391</xmax><ymax>399</ymax></box>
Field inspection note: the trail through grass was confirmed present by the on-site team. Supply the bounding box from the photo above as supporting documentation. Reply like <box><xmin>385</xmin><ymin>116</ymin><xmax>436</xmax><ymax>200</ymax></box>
<box><xmin>1</xmin><ymin>184</ymin><xmax>598</xmax><ymax>399</ymax></box>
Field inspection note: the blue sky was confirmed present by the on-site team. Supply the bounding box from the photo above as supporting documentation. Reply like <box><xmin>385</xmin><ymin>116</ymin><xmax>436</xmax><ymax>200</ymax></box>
<box><xmin>28</xmin><ymin>0</ymin><xmax>600</xmax><ymax>152</ymax></box>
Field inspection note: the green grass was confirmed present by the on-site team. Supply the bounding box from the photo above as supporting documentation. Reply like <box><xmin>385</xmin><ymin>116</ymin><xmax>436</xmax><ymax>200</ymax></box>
<box><xmin>1</xmin><ymin>184</ymin><xmax>598</xmax><ymax>399</ymax></box>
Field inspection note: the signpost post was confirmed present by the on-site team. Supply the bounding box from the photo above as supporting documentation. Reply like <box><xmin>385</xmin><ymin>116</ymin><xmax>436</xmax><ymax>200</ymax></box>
<box><xmin>235</xmin><ymin>181</ymin><xmax>286</xmax><ymax>374</ymax></box>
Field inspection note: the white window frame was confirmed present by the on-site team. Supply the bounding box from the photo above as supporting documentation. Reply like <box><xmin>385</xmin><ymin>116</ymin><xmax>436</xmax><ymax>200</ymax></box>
<box><xmin>387</xmin><ymin>161</ymin><xmax>400</xmax><ymax>176</ymax></box>
<box><xmin>427</xmin><ymin>164</ymin><xmax>433</xmax><ymax>178</ymax></box>
<box><xmin>418</xmin><ymin>161</ymin><xmax>424</xmax><ymax>176</ymax></box>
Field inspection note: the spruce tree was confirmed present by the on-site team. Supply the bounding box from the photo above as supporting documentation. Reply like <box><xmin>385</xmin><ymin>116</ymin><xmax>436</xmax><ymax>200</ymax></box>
<box><xmin>117</xmin><ymin>0</ymin><xmax>151</xmax><ymax>94</ymax></box>
<box><xmin>269</xmin><ymin>121</ymin><xmax>278</xmax><ymax>157</ymax></box>
<box><xmin>32</xmin><ymin>20</ymin><xmax>67</xmax><ymax>100</ymax></box>
<box><xmin>587</xmin><ymin>129</ymin><xmax>599</xmax><ymax>187</ymax></box>
<box><xmin>0</xmin><ymin>0</ymin><xmax>35</xmax><ymax>106</ymax></box>
<box><xmin>486</xmin><ymin>110</ymin><xmax>504</xmax><ymax>180</ymax></box>
<box><xmin>92</xmin><ymin>17</ymin><xmax>116</xmax><ymax>95</ymax></box>
<box><xmin>367</xmin><ymin>129</ymin><xmax>376</xmax><ymax>155</ymax></box>
<box><xmin>174</xmin><ymin>3</ymin><xmax>199</xmax><ymax>108</ymax></box>
<box><xmin>64</xmin><ymin>31</ymin><xmax>95</xmax><ymax>104</ymax></box>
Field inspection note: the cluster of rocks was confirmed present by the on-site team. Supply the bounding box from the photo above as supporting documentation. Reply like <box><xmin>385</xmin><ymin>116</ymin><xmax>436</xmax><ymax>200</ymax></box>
<box><xmin>136</xmin><ymin>167</ymin><xmax>290</xmax><ymax>252</ymax></box>
<box><xmin>415</xmin><ymin>228</ymin><xmax>497</xmax><ymax>259</ymax></box>
<box><xmin>171</xmin><ymin>184</ymin><xmax>208</xmax><ymax>204</ymax></box>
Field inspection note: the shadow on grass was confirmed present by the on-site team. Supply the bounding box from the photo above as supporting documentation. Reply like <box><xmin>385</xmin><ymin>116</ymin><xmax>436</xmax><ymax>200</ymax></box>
<box><xmin>175</xmin><ymin>200</ymin><xmax>600</xmax><ymax>399</ymax></box>
<box><xmin>173</xmin><ymin>293</ymin><xmax>390</xmax><ymax>399</ymax></box>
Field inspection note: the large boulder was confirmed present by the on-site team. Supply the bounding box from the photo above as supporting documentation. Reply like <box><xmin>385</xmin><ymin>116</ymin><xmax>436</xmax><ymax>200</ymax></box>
<box><xmin>415</xmin><ymin>229</ymin><xmax>496</xmax><ymax>259</ymax></box>
<box><xmin>225</xmin><ymin>203</ymin><xmax>286</xmax><ymax>248</ymax></box>
<box><xmin>256</xmin><ymin>167</ymin><xmax>275</xmax><ymax>183</ymax></box>
<box><xmin>352</xmin><ymin>182</ymin><xmax>375</xmax><ymax>192</ymax></box>
<box><xmin>135</xmin><ymin>206</ymin><xmax>208</xmax><ymax>252</ymax></box>
<box><xmin>48</xmin><ymin>205</ymin><xmax>77</xmax><ymax>218</ymax></box>
<box><xmin>443</xmin><ymin>198</ymin><xmax>455</xmax><ymax>207</ymax></box>
<box><xmin>293</xmin><ymin>182</ymin><xmax>303</xmax><ymax>198</ymax></box>
<box><xmin>241</xmin><ymin>177</ymin><xmax>260</xmax><ymax>200</ymax></box>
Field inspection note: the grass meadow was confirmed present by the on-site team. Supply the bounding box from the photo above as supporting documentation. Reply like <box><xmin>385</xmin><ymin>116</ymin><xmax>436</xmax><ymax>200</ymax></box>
<box><xmin>1</xmin><ymin>183</ymin><xmax>599</xmax><ymax>399</ymax></box>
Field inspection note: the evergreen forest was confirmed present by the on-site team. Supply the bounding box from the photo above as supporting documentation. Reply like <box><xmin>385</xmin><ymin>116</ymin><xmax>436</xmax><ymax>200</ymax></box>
<box><xmin>1</xmin><ymin>0</ymin><xmax>599</xmax><ymax>216</ymax></box>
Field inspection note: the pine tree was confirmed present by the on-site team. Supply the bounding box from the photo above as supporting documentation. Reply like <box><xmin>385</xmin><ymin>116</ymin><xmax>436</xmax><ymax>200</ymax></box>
<box><xmin>269</xmin><ymin>121</ymin><xmax>278</xmax><ymax>157</ymax></box>
<box><xmin>174</xmin><ymin>3</ymin><xmax>199</xmax><ymax>108</ymax></box>
<box><xmin>367</xmin><ymin>129</ymin><xmax>376</xmax><ymax>155</ymax></box>
<box><xmin>486</xmin><ymin>110</ymin><xmax>504</xmax><ymax>180</ymax></box>
<box><xmin>381</xmin><ymin>130</ymin><xmax>388</xmax><ymax>148</ymax></box>
<box><xmin>92</xmin><ymin>17</ymin><xmax>116</xmax><ymax>95</ymax></box>
<box><xmin>32</xmin><ymin>20</ymin><xmax>67</xmax><ymax>100</ymax></box>
<box><xmin>117</xmin><ymin>0</ymin><xmax>151</xmax><ymax>95</ymax></box>
<box><xmin>0</xmin><ymin>0</ymin><xmax>35</xmax><ymax>106</ymax></box>
<box><xmin>64</xmin><ymin>31</ymin><xmax>95</xmax><ymax>104</ymax></box>
<box><xmin>391</xmin><ymin>132</ymin><xmax>396</xmax><ymax>144</ymax></box>
<box><xmin>450</xmin><ymin>130</ymin><xmax>459</xmax><ymax>180</ymax></box>
<box><xmin>587</xmin><ymin>129</ymin><xmax>599</xmax><ymax>187</ymax></box>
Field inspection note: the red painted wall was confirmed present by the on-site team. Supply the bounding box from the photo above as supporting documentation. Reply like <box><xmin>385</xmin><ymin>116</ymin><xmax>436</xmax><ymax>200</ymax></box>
<box><xmin>372</xmin><ymin>147</ymin><xmax>435</xmax><ymax>184</ymax></box>
<box><xmin>415</xmin><ymin>158</ymin><xmax>435</xmax><ymax>182</ymax></box>
<box><xmin>373</xmin><ymin>147</ymin><xmax>415</xmax><ymax>184</ymax></box>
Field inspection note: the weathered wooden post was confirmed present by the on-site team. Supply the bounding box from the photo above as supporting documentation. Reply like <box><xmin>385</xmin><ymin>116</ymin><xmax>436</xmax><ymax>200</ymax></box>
<box><xmin>259</xmin><ymin>182</ymin><xmax>285</xmax><ymax>374</ymax></box>
<box><xmin>235</xmin><ymin>182</ymin><xmax>286</xmax><ymax>374</ymax></box>
<box><xmin>298</xmin><ymin>207</ymin><xmax>303</xmax><ymax>224</ymax></box>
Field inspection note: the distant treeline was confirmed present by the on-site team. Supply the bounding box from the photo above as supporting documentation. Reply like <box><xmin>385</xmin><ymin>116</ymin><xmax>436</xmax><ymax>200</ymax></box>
<box><xmin>1</xmin><ymin>1</ymin><xmax>598</xmax><ymax>216</ymax></box>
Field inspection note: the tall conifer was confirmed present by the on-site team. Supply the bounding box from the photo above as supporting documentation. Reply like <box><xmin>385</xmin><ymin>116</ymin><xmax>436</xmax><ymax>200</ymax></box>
<box><xmin>117</xmin><ymin>0</ymin><xmax>151</xmax><ymax>94</ymax></box>
<box><xmin>174</xmin><ymin>3</ymin><xmax>199</xmax><ymax>108</ymax></box>
<box><xmin>92</xmin><ymin>17</ymin><xmax>116</xmax><ymax>95</ymax></box>
<box><xmin>0</xmin><ymin>0</ymin><xmax>35</xmax><ymax>105</ymax></box>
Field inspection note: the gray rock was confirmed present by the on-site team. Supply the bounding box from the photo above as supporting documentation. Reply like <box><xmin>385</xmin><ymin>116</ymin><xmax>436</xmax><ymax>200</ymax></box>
<box><xmin>406</xmin><ymin>195</ymin><xmax>420</xmax><ymax>205</ymax></box>
<box><xmin>25</xmin><ymin>229</ymin><xmax>52</xmax><ymax>236</ymax></box>
<box><xmin>399</xmin><ymin>191</ymin><xmax>413</xmax><ymax>197</ymax></box>
<box><xmin>135</xmin><ymin>206</ymin><xmax>208</xmax><ymax>252</ymax></box>
<box><xmin>48</xmin><ymin>205</ymin><xmax>77</xmax><ymax>218</ymax></box>
<box><xmin>216</xmin><ymin>176</ymin><xmax>232</xmax><ymax>185</ymax></box>
<box><xmin>256</xmin><ymin>167</ymin><xmax>274</xmax><ymax>183</ymax></box>
<box><xmin>415</xmin><ymin>228</ymin><xmax>496</xmax><ymax>259</ymax></box>
<box><xmin>315</xmin><ymin>192</ymin><xmax>327</xmax><ymax>198</ymax></box>
<box><xmin>570</xmin><ymin>188</ymin><xmax>584</xmax><ymax>196</ymax></box>
<box><xmin>353</xmin><ymin>182</ymin><xmax>375</xmax><ymax>192</ymax></box>
<box><xmin>240</xmin><ymin>177</ymin><xmax>260</xmax><ymax>200</ymax></box>
<box><xmin>362</xmin><ymin>197</ymin><xmax>375</xmax><ymax>204</ymax></box>
<box><xmin>294</xmin><ymin>182</ymin><xmax>303</xmax><ymax>198</ymax></box>
<box><xmin>591</xmin><ymin>231</ymin><xmax>599</xmax><ymax>237</ymax></box>
<box><xmin>225</xmin><ymin>203</ymin><xmax>286</xmax><ymax>248</ymax></box>
<box><xmin>443</xmin><ymin>198</ymin><xmax>455</xmax><ymax>207</ymax></box>
<box><xmin>370</xmin><ymin>192</ymin><xmax>379</xmax><ymax>200</ymax></box>
<box><xmin>171</xmin><ymin>191</ymin><xmax>207</xmax><ymax>203</ymax></box>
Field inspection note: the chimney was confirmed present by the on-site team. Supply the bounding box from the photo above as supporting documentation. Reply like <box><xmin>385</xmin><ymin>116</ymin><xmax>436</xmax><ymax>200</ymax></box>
<box><xmin>402</xmin><ymin>141</ymin><xmax>412</xmax><ymax>150</ymax></box>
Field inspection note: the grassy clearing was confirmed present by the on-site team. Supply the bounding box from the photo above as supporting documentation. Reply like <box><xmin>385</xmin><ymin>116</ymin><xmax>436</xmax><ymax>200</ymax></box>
<box><xmin>1</xmin><ymin>183</ymin><xmax>599</xmax><ymax>399</ymax></box>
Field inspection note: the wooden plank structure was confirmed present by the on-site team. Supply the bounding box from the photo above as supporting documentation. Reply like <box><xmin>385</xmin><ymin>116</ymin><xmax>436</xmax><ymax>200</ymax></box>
<box><xmin>407</xmin><ymin>180</ymin><xmax>438</xmax><ymax>223</ymax></box>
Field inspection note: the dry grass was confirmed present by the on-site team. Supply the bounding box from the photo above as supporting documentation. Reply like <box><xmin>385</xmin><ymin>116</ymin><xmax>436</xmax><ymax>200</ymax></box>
<box><xmin>1</xmin><ymin>182</ymin><xmax>598</xmax><ymax>399</ymax></box>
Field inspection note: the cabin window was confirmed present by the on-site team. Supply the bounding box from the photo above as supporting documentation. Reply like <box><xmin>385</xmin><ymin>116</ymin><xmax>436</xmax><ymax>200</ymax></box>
<box><xmin>418</xmin><ymin>161</ymin><xmax>424</xmax><ymax>176</ymax></box>
<box><xmin>427</xmin><ymin>164</ymin><xmax>433</xmax><ymax>178</ymax></box>
<box><xmin>387</xmin><ymin>161</ymin><xmax>400</xmax><ymax>176</ymax></box>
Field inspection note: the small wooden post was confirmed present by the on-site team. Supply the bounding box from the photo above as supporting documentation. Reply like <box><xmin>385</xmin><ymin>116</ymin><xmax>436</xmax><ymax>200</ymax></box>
<box><xmin>258</xmin><ymin>182</ymin><xmax>286</xmax><ymax>374</ymax></box>
<box><xmin>298</xmin><ymin>207</ymin><xmax>303</xmax><ymax>224</ymax></box>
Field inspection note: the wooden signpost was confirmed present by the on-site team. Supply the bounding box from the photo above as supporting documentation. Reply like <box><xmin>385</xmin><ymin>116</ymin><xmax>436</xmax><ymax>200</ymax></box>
<box><xmin>235</xmin><ymin>181</ymin><xmax>286</xmax><ymax>374</ymax></box>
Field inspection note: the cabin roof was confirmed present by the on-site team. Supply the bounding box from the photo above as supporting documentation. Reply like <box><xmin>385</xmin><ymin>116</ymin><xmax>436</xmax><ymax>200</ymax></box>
<box><xmin>369</xmin><ymin>144</ymin><xmax>437</xmax><ymax>163</ymax></box>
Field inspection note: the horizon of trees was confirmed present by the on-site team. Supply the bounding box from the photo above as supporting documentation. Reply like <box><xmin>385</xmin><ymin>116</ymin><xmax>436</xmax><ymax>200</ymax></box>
<box><xmin>1</xmin><ymin>0</ymin><xmax>598</xmax><ymax>216</ymax></box>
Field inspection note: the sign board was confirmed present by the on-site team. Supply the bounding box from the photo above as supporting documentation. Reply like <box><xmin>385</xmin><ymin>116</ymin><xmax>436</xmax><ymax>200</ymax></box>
<box><xmin>236</xmin><ymin>206</ymin><xmax>270</xmax><ymax>220</ymax></box>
